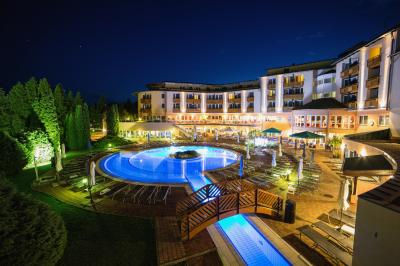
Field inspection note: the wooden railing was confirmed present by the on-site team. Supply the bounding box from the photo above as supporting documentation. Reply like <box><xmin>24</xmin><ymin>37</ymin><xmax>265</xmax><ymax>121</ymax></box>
<box><xmin>176</xmin><ymin>179</ymin><xmax>283</xmax><ymax>240</ymax></box>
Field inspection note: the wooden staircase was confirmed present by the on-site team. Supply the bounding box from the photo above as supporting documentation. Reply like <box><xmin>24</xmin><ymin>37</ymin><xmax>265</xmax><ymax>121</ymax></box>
<box><xmin>176</xmin><ymin>179</ymin><xmax>283</xmax><ymax>240</ymax></box>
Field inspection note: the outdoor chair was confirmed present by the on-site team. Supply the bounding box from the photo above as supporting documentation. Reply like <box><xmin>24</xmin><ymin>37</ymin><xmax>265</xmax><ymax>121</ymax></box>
<box><xmin>312</xmin><ymin>221</ymin><xmax>353</xmax><ymax>252</ymax></box>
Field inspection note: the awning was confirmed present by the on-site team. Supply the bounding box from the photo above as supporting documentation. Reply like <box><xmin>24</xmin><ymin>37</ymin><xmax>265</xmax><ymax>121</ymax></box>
<box><xmin>119</xmin><ymin>122</ymin><xmax>175</xmax><ymax>132</ymax></box>
<box><xmin>263</xmin><ymin>121</ymin><xmax>291</xmax><ymax>131</ymax></box>
<box><xmin>262</xmin><ymin>127</ymin><xmax>281</xmax><ymax>134</ymax></box>
<box><xmin>342</xmin><ymin>155</ymin><xmax>395</xmax><ymax>177</ymax></box>
<box><xmin>290</xmin><ymin>131</ymin><xmax>325</xmax><ymax>139</ymax></box>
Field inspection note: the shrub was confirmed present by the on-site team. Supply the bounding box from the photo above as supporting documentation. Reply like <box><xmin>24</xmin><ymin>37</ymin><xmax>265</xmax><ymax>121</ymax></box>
<box><xmin>0</xmin><ymin>131</ymin><xmax>27</xmax><ymax>178</ymax></box>
<box><xmin>0</xmin><ymin>179</ymin><xmax>67</xmax><ymax>265</ymax></box>
<box><xmin>18</xmin><ymin>130</ymin><xmax>54</xmax><ymax>165</ymax></box>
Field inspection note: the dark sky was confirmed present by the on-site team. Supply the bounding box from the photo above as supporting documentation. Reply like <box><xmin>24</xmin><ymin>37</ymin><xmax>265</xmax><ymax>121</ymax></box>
<box><xmin>1</xmin><ymin>0</ymin><xmax>399</xmax><ymax>102</ymax></box>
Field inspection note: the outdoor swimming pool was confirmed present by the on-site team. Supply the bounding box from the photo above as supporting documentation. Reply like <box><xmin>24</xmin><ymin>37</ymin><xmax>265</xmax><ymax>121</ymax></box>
<box><xmin>99</xmin><ymin>145</ymin><xmax>239</xmax><ymax>191</ymax></box>
<box><xmin>218</xmin><ymin>215</ymin><xmax>291</xmax><ymax>266</ymax></box>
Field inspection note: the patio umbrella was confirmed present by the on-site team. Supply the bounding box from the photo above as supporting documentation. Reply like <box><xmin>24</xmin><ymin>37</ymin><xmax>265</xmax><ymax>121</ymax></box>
<box><xmin>246</xmin><ymin>143</ymin><xmax>250</xmax><ymax>159</ymax></box>
<box><xmin>215</xmin><ymin>129</ymin><xmax>218</xmax><ymax>141</ymax></box>
<box><xmin>290</xmin><ymin>131</ymin><xmax>325</xmax><ymax>140</ymax></box>
<box><xmin>147</xmin><ymin>132</ymin><xmax>151</xmax><ymax>143</ymax></box>
<box><xmin>271</xmin><ymin>150</ymin><xmax>277</xmax><ymax>167</ymax></box>
<box><xmin>297</xmin><ymin>158</ymin><xmax>303</xmax><ymax>186</ymax></box>
<box><xmin>237</xmin><ymin>134</ymin><xmax>240</xmax><ymax>144</ymax></box>
<box><xmin>338</xmin><ymin>179</ymin><xmax>351</xmax><ymax>224</ymax></box>
<box><xmin>302</xmin><ymin>144</ymin><xmax>306</xmax><ymax>158</ymax></box>
<box><xmin>278</xmin><ymin>143</ymin><xmax>282</xmax><ymax>157</ymax></box>
<box><xmin>193</xmin><ymin>126</ymin><xmax>197</xmax><ymax>141</ymax></box>
<box><xmin>90</xmin><ymin>161</ymin><xmax>96</xmax><ymax>187</ymax></box>
<box><xmin>310</xmin><ymin>150</ymin><xmax>315</xmax><ymax>164</ymax></box>
<box><xmin>262</xmin><ymin>127</ymin><xmax>282</xmax><ymax>135</ymax></box>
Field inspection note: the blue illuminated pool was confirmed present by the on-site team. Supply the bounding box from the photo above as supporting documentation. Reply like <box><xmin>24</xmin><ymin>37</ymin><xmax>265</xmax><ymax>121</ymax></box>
<box><xmin>218</xmin><ymin>215</ymin><xmax>291</xmax><ymax>266</ymax></box>
<box><xmin>99</xmin><ymin>145</ymin><xmax>239</xmax><ymax>191</ymax></box>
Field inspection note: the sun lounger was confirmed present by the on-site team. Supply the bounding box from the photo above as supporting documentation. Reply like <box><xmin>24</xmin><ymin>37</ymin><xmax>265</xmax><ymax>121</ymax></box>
<box><xmin>299</xmin><ymin>226</ymin><xmax>352</xmax><ymax>266</ymax></box>
<box><xmin>312</xmin><ymin>221</ymin><xmax>353</xmax><ymax>251</ymax></box>
<box><xmin>328</xmin><ymin>210</ymin><xmax>356</xmax><ymax>227</ymax></box>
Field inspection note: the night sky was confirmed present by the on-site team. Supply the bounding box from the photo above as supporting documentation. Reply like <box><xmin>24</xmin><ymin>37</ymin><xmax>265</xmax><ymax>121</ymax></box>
<box><xmin>1</xmin><ymin>0</ymin><xmax>399</xmax><ymax>102</ymax></box>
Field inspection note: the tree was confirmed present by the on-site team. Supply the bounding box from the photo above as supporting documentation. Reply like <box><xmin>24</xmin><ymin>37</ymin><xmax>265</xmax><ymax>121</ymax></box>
<box><xmin>0</xmin><ymin>131</ymin><xmax>27</xmax><ymax>178</ymax></box>
<box><xmin>32</xmin><ymin>78</ymin><xmax>62</xmax><ymax>172</ymax></box>
<box><xmin>0</xmin><ymin>179</ymin><xmax>67</xmax><ymax>265</ymax></box>
<box><xmin>18</xmin><ymin>130</ymin><xmax>54</xmax><ymax>165</ymax></box>
<box><xmin>54</xmin><ymin>84</ymin><xmax>66</xmax><ymax>141</ymax></box>
<box><xmin>107</xmin><ymin>104</ymin><xmax>119</xmax><ymax>136</ymax></box>
<box><xmin>0</xmin><ymin>89</ymin><xmax>10</xmax><ymax>132</ymax></box>
<box><xmin>65</xmin><ymin>90</ymin><xmax>75</xmax><ymax>113</ymax></box>
<box><xmin>83</xmin><ymin>103</ymin><xmax>91</xmax><ymax>148</ymax></box>
<box><xmin>74</xmin><ymin>91</ymin><xmax>83</xmax><ymax>107</ymax></box>
<box><xmin>74</xmin><ymin>105</ymin><xmax>85</xmax><ymax>150</ymax></box>
<box><xmin>8</xmin><ymin>82</ymin><xmax>30</xmax><ymax>135</ymax></box>
<box><xmin>65</xmin><ymin>113</ymin><xmax>77</xmax><ymax>150</ymax></box>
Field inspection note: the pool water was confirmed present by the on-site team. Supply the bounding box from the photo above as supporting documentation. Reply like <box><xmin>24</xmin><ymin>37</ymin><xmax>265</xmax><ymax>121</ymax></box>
<box><xmin>99</xmin><ymin>145</ymin><xmax>290</xmax><ymax>265</ymax></box>
<box><xmin>99</xmin><ymin>145</ymin><xmax>238</xmax><ymax>191</ymax></box>
<box><xmin>218</xmin><ymin>215</ymin><xmax>291</xmax><ymax>266</ymax></box>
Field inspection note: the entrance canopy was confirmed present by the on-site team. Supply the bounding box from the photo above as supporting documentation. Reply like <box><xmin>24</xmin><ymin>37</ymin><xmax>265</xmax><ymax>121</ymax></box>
<box><xmin>290</xmin><ymin>131</ymin><xmax>325</xmax><ymax>139</ymax></box>
<box><xmin>342</xmin><ymin>155</ymin><xmax>395</xmax><ymax>177</ymax></box>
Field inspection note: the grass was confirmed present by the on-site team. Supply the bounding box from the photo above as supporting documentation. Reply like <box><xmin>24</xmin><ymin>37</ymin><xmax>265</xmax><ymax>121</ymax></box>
<box><xmin>9</xmin><ymin>155</ymin><xmax>157</xmax><ymax>266</ymax></box>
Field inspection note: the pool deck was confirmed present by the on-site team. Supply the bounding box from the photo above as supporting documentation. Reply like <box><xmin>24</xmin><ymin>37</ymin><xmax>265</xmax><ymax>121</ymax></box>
<box><xmin>35</xmin><ymin>139</ymin><xmax>361</xmax><ymax>265</ymax></box>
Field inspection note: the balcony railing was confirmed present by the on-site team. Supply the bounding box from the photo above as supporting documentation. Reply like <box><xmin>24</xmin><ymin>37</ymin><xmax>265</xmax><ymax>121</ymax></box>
<box><xmin>283</xmin><ymin>80</ymin><xmax>304</xmax><ymax>88</ymax></box>
<box><xmin>173</xmin><ymin>98</ymin><xmax>181</xmax><ymax>103</ymax></box>
<box><xmin>283</xmin><ymin>93</ymin><xmax>303</xmax><ymax>100</ymax></box>
<box><xmin>268</xmin><ymin>83</ymin><xmax>276</xmax><ymax>89</ymax></box>
<box><xmin>186</xmin><ymin>98</ymin><xmax>201</xmax><ymax>104</ymax></box>
<box><xmin>141</xmin><ymin>98</ymin><xmax>151</xmax><ymax>104</ymax></box>
<box><xmin>173</xmin><ymin>108</ymin><xmax>180</xmax><ymax>113</ymax></box>
<box><xmin>228</xmin><ymin>108</ymin><xmax>241</xmax><ymax>113</ymax></box>
<box><xmin>206</xmin><ymin>98</ymin><xmax>223</xmax><ymax>104</ymax></box>
<box><xmin>247</xmin><ymin>96</ymin><xmax>254</xmax><ymax>102</ymax></box>
<box><xmin>140</xmin><ymin>108</ymin><xmax>151</xmax><ymax>113</ymax></box>
<box><xmin>247</xmin><ymin>107</ymin><xmax>254</xmax><ymax>112</ymax></box>
<box><xmin>228</xmin><ymin>97</ymin><xmax>242</xmax><ymax>103</ymax></box>
<box><xmin>186</xmin><ymin>108</ymin><xmax>201</xmax><ymax>113</ymax></box>
<box><xmin>365</xmin><ymin>98</ymin><xmax>379</xmax><ymax>109</ymax></box>
<box><xmin>340</xmin><ymin>83</ymin><xmax>358</xmax><ymax>94</ymax></box>
<box><xmin>267</xmin><ymin>95</ymin><xmax>275</xmax><ymax>100</ymax></box>
<box><xmin>366</xmin><ymin>76</ymin><xmax>380</xmax><ymax>89</ymax></box>
<box><xmin>267</xmin><ymin>107</ymin><xmax>275</xmax><ymax>112</ymax></box>
<box><xmin>367</xmin><ymin>55</ymin><xmax>381</xmax><ymax>68</ymax></box>
<box><xmin>341</xmin><ymin>64</ymin><xmax>359</xmax><ymax>78</ymax></box>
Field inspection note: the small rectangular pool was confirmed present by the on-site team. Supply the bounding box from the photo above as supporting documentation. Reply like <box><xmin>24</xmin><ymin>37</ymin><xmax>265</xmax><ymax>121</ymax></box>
<box><xmin>217</xmin><ymin>214</ymin><xmax>291</xmax><ymax>266</ymax></box>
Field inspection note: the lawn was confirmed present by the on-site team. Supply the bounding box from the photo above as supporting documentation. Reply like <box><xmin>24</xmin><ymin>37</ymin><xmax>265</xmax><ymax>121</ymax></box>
<box><xmin>9</xmin><ymin>162</ymin><xmax>156</xmax><ymax>266</ymax></box>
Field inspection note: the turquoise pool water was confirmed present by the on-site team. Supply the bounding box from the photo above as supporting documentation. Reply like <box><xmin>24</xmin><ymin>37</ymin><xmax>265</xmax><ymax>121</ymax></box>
<box><xmin>218</xmin><ymin>215</ymin><xmax>291</xmax><ymax>266</ymax></box>
<box><xmin>99</xmin><ymin>145</ymin><xmax>238</xmax><ymax>191</ymax></box>
<box><xmin>99</xmin><ymin>145</ymin><xmax>290</xmax><ymax>265</ymax></box>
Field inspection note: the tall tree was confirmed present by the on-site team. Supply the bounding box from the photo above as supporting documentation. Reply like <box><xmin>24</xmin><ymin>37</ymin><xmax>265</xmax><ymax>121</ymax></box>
<box><xmin>65</xmin><ymin>113</ymin><xmax>77</xmax><ymax>150</ymax></box>
<box><xmin>65</xmin><ymin>90</ymin><xmax>75</xmax><ymax>113</ymax></box>
<box><xmin>74</xmin><ymin>105</ymin><xmax>85</xmax><ymax>150</ymax></box>
<box><xmin>0</xmin><ymin>88</ymin><xmax>10</xmax><ymax>132</ymax></box>
<box><xmin>8</xmin><ymin>82</ymin><xmax>30</xmax><ymax>134</ymax></box>
<box><xmin>74</xmin><ymin>91</ymin><xmax>83</xmax><ymax>107</ymax></box>
<box><xmin>83</xmin><ymin>103</ymin><xmax>91</xmax><ymax>147</ymax></box>
<box><xmin>54</xmin><ymin>84</ymin><xmax>66</xmax><ymax>142</ymax></box>
<box><xmin>107</xmin><ymin>104</ymin><xmax>119</xmax><ymax>136</ymax></box>
<box><xmin>32</xmin><ymin>78</ymin><xmax>62</xmax><ymax>173</ymax></box>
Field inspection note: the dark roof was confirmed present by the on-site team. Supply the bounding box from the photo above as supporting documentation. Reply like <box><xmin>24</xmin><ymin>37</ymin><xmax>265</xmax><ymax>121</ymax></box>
<box><xmin>293</xmin><ymin>98</ymin><xmax>347</xmax><ymax>110</ymax></box>
<box><xmin>342</xmin><ymin>155</ymin><xmax>395</xmax><ymax>177</ymax></box>
<box><xmin>359</xmin><ymin>177</ymin><xmax>400</xmax><ymax>213</ymax></box>
<box><xmin>143</xmin><ymin>80</ymin><xmax>259</xmax><ymax>92</ymax></box>
<box><xmin>318</xmin><ymin>68</ymin><xmax>336</xmax><ymax>76</ymax></box>
<box><xmin>266</xmin><ymin>59</ymin><xmax>335</xmax><ymax>75</ymax></box>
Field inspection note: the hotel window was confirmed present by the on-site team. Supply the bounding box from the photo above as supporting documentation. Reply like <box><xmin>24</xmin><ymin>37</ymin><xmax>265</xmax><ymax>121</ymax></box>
<box><xmin>173</xmin><ymin>94</ymin><xmax>180</xmax><ymax>99</ymax></box>
<box><xmin>379</xmin><ymin>115</ymin><xmax>389</xmax><ymax>126</ymax></box>
<box><xmin>359</xmin><ymin>115</ymin><xmax>368</xmax><ymax>125</ymax></box>
<box><xmin>324</xmin><ymin>78</ymin><xmax>331</xmax><ymax>84</ymax></box>
<box><xmin>161</xmin><ymin>104</ymin><xmax>165</xmax><ymax>108</ymax></box>
<box><xmin>194</xmin><ymin>94</ymin><xmax>200</xmax><ymax>100</ymax></box>
<box><xmin>173</xmin><ymin>103</ymin><xmax>180</xmax><ymax>109</ymax></box>
<box><xmin>369</xmin><ymin>88</ymin><xmax>379</xmax><ymax>99</ymax></box>
<box><xmin>228</xmin><ymin>94</ymin><xmax>234</xmax><ymax>100</ymax></box>
<box><xmin>161</xmin><ymin>94</ymin><xmax>165</xmax><ymax>99</ymax></box>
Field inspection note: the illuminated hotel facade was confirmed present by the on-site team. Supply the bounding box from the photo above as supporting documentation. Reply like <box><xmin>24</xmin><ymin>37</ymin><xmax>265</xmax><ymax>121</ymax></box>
<box><xmin>137</xmin><ymin>25</ymin><xmax>400</xmax><ymax>138</ymax></box>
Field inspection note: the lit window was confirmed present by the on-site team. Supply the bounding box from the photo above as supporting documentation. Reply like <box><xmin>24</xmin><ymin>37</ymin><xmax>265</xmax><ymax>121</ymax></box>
<box><xmin>379</xmin><ymin>115</ymin><xmax>389</xmax><ymax>126</ymax></box>
<box><xmin>359</xmin><ymin>115</ymin><xmax>369</xmax><ymax>125</ymax></box>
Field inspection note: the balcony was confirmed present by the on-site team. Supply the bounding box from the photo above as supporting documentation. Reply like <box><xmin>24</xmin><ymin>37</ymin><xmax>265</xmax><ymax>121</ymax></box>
<box><xmin>283</xmin><ymin>106</ymin><xmax>294</xmax><ymax>112</ymax></box>
<box><xmin>228</xmin><ymin>108</ymin><xmax>241</xmax><ymax>113</ymax></box>
<box><xmin>366</xmin><ymin>76</ymin><xmax>380</xmax><ymax>89</ymax></box>
<box><xmin>247</xmin><ymin>107</ymin><xmax>254</xmax><ymax>112</ymax></box>
<box><xmin>283</xmin><ymin>93</ymin><xmax>303</xmax><ymax>100</ymax></box>
<box><xmin>140</xmin><ymin>108</ymin><xmax>151</xmax><ymax>114</ymax></box>
<box><xmin>283</xmin><ymin>80</ymin><xmax>304</xmax><ymax>88</ymax></box>
<box><xmin>367</xmin><ymin>55</ymin><xmax>381</xmax><ymax>68</ymax></box>
<box><xmin>247</xmin><ymin>96</ymin><xmax>254</xmax><ymax>102</ymax></box>
<box><xmin>268</xmin><ymin>83</ymin><xmax>276</xmax><ymax>89</ymax></box>
<box><xmin>173</xmin><ymin>108</ymin><xmax>180</xmax><ymax>113</ymax></box>
<box><xmin>186</xmin><ymin>108</ymin><xmax>201</xmax><ymax>113</ymax></box>
<box><xmin>228</xmin><ymin>97</ymin><xmax>242</xmax><ymax>104</ymax></box>
<box><xmin>341</xmin><ymin>64</ymin><xmax>359</xmax><ymax>78</ymax></box>
<box><xmin>173</xmin><ymin>97</ymin><xmax>181</xmax><ymax>103</ymax></box>
<box><xmin>365</xmin><ymin>98</ymin><xmax>379</xmax><ymax>109</ymax></box>
<box><xmin>347</xmin><ymin>101</ymin><xmax>357</xmax><ymax>109</ymax></box>
<box><xmin>141</xmin><ymin>98</ymin><xmax>151</xmax><ymax>104</ymax></box>
<box><xmin>340</xmin><ymin>83</ymin><xmax>358</xmax><ymax>94</ymax></box>
<box><xmin>267</xmin><ymin>95</ymin><xmax>275</xmax><ymax>100</ymax></box>
<box><xmin>207</xmin><ymin>98</ymin><xmax>223</xmax><ymax>104</ymax></box>
<box><xmin>186</xmin><ymin>98</ymin><xmax>201</xmax><ymax>104</ymax></box>
<box><xmin>207</xmin><ymin>108</ymin><xmax>223</xmax><ymax>113</ymax></box>
<box><xmin>267</xmin><ymin>107</ymin><xmax>275</xmax><ymax>112</ymax></box>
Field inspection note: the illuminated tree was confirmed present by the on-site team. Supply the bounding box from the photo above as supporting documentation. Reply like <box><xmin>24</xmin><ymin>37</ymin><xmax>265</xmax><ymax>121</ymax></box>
<box><xmin>0</xmin><ymin>131</ymin><xmax>27</xmax><ymax>178</ymax></box>
<box><xmin>83</xmin><ymin>103</ymin><xmax>91</xmax><ymax>147</ymax></box>
<box><xmin>54</xmin><ymin>84</ymin><xmax>67</xmax><ymax>140</ymax></box>
<box><xmin>65</xmin><ymin>90</ymin><xmax>75</xmax><ymax>113</ymax></box>
<box><xmin>74</xmin><ymin>91</ymin><xmax>83</xmax><ymax>107</ymax></box>
<box><xmin>0</xmin><ymin>89</ymin><xmax>10</xmax><ymax>132</ymax></box>
<box><xmin>65</xmin><ymin>112</ymin><xmax>77</xmax><ymax>150</ymax></box>
<box><xmin>0</xmin><ymin>179</ymin><xmax>67</xmax><ymax>265</ymax></box>
<box><xmin>107</xmin><ymin>104</ymin><xmax>119</xmax><ymax>136</ymax></box>
<box><xmin>18</xmin><ymin>130</ymin><xmax>54</xmax><ymax>165</ymax></box>
<box><xmin>32</xmin><ymin>78</ymin><xmax>62</xmax><ymax>173</ymax></box>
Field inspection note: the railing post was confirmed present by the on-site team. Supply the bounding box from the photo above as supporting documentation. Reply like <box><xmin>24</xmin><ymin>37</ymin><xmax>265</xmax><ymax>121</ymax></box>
<box><xmin>255</xmin><ymin>189</ymin><xmax>258</xmax><ymax>213</ymax></box>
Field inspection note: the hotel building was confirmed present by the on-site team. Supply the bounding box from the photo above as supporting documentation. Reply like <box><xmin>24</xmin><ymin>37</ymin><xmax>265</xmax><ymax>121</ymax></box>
<box><xmin>136</xmin><ymin>25</ymin><xmax>400</xmax><ymax>138</ymax></box>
